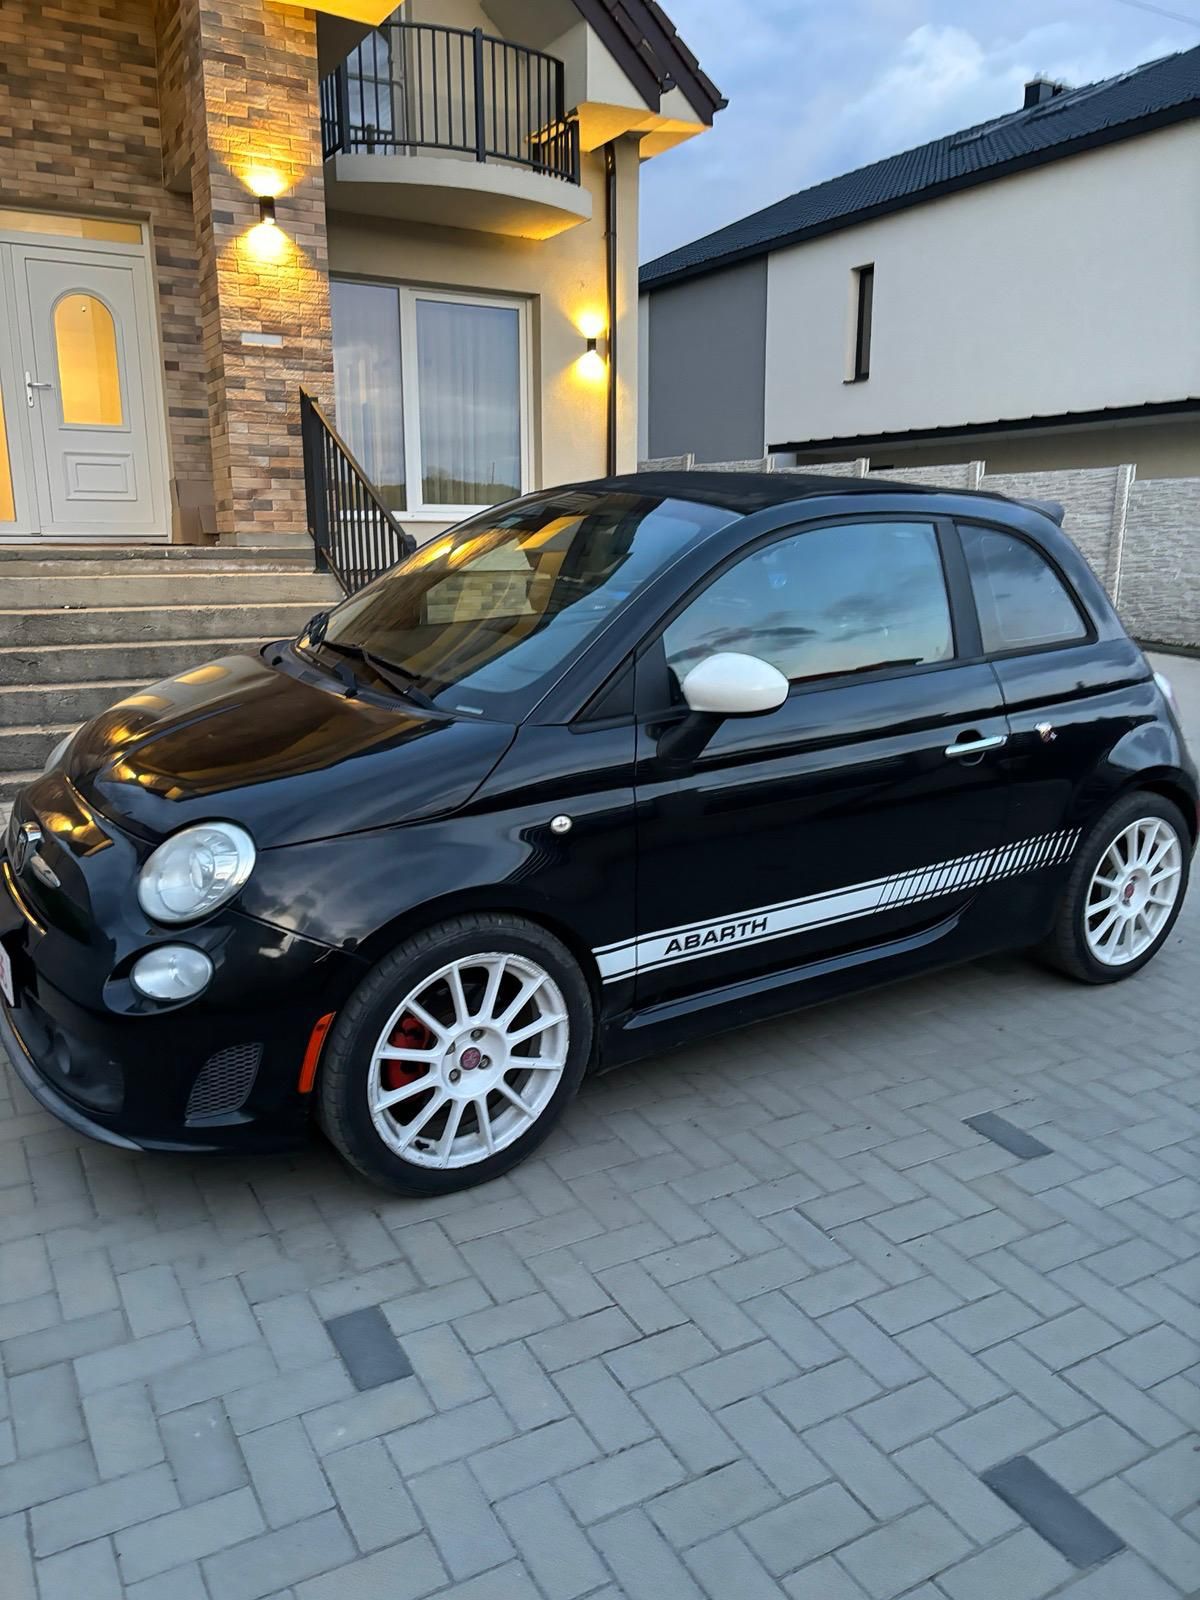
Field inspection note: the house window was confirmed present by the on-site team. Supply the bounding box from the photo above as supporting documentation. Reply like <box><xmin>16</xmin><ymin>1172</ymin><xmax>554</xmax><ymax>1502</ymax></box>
<box><xmin>850</xmin><ymin>264</ymin><xmax>873</xmax><ymax>381</ymax></box>
<box><xmin>331</xmin><ymin>279</ymin><xmax>529</xmax><ymax>518</ymax></box>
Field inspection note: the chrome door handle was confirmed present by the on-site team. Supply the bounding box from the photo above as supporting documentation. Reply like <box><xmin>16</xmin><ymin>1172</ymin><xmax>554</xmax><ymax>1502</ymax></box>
<box><xmin>944</xmin><ymin>734</ymin><xmax>1007</xmax><ymax>759</ymax></box>
<box><xmin>25</xmin><ymin>370</ymin><xmax>51</xmax><ymax>407</ymax></box>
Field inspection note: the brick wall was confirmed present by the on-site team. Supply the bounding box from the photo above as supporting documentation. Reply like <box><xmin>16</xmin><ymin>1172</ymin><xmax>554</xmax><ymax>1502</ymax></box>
<box><xmin>0</xmin><ymin>0</ymin><xmax>212</xmax><ymax>524</ymax></box>
<box><xmin>179</xmin><ymin>0</ymin><xmax>334</xmax><ymax>541</ymax></box>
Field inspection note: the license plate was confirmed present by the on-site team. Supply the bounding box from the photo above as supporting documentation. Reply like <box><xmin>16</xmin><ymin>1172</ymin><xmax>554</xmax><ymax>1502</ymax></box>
<box><xmin>0</xmin><ymin>941</ymin><xmax>13</xmax><ymax>1009</ymax></box>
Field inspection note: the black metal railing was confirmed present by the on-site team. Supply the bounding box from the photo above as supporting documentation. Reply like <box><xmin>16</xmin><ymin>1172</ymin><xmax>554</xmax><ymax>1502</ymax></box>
<box><xmin>321</xmin><ymin>21</ymin><xmax>579</xmax><ymax>185</ymax></box>
<box><xmin>301</xmin><ymin>389</ymin><xmax>414</xmax><ymax>595</ymax></box>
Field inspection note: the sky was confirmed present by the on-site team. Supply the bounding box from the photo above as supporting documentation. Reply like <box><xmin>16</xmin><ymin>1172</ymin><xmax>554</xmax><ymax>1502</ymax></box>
<box><xmin>638</xmin><ymin>0</ymin><xmax>1199</xmax><ymax>264</ymax></box>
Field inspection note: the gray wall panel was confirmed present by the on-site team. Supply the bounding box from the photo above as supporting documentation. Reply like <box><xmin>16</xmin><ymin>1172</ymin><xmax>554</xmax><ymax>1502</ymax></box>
<box><xmin>645</xmin><ymin>260</ymin><xmax>767</xmax><ymax>461</ymax></box>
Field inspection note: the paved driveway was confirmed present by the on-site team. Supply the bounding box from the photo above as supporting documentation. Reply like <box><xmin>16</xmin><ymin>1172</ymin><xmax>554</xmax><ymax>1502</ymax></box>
<box><xmin>2</xmin><ymin>657</ymin><xmax>1197</xmax><ymax>1600</ymax></box>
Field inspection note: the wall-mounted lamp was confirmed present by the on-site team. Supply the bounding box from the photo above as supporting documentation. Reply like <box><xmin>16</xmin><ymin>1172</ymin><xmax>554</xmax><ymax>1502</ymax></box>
<box><xmin>577</xmin><ymin>320</ymin><xmax>607</xmax><ymax>383</ymax></box>
<box><xmin>258</xmin><ymin>195</ymin><xmax>277</xmax><ymax>227</ymax></box>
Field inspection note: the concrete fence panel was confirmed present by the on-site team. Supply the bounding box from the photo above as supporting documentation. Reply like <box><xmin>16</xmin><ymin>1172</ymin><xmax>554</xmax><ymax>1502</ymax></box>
<box><xmin>1120</xmin><ymin>478</ymin><xmax>1200</xmax><ymax>648</ymax></box>
<box><xmin>980</xmin><ymin>467</ymin><xmax>1129</xmax><ymax>591</ymax></box>
<box><xmin>782</xmin><ymin>458</ymin><xmax>871</xmax><ymax>478</ymax></box>
<box><xmin>869</xmin><ymin>461</ymin><xmax>985</xmax><ymax>490</ymax></box>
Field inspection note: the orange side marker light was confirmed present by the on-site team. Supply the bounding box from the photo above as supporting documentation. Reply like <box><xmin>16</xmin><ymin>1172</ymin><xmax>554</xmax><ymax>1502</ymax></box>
<box><xmin>298</xmin><ymin>1012</ymin><xmax>336</xmax><ymax>1093</ymax></box>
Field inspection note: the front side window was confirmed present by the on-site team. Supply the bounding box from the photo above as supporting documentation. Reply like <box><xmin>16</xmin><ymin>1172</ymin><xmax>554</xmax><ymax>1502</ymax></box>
<box><xmin>960</xmin><ymin>524</ymin><xmax>1087</xmax><ymax>653</ymax></box>
<box><xmin>664</xmin><ymin>520</ymin><xmax>953</xmax><ymax>693</ymax></box>
<box><xmin>331</xmin><ymin>280</ymin><xmax>526</xmax><ymax>518</ymax></box>
<box><xmin>313</xmin><ymin>490</ymin><xmax>736</xmax><ymax>720</ymax></box>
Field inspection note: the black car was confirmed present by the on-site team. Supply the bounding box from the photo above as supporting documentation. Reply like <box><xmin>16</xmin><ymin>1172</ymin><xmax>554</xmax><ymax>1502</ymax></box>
<box><xmin>1</xmin><ymin>473</ymin><xmax>1195</xmax><ymax>1194</ymax></box>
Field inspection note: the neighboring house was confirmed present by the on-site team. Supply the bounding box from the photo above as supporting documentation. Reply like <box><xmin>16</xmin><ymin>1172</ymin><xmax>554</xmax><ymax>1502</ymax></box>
<box><xmin>0</xmin><ymin>0</ymin><xmax>722</xmax><ymax>548</ymax></box>
<box><xmin>639</xmin><ymin>50</ymin><xmax>1200</xmax><ymax>478</ymax></box>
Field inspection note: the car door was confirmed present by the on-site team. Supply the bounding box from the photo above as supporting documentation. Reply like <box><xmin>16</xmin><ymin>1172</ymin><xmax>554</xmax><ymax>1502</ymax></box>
<box><xmin>624</xmin><ymin>515</ymin><xmax>1013</xmax><ymax>1006</ymax></box>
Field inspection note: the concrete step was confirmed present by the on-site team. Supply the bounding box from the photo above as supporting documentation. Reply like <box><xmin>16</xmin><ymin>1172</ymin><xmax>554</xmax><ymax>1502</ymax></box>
<box><xmin>1</xmin><ymin>771</ymin><xmax>39</xmax><ymax>806</ymax></box>
<box><xmin>0</xmin><ymin>602</ymin><xmax>321</xmax><ymax>647</ymax></box>
<box><xmin>0</xmin><ymin>543</ymin><xmax>317</xmax><ymax>568</ymax></box>
<box><xmin>234</xmin><ymin>529</ymin><xmax>314</xmax><ymax>550</ymax></box>
<box><xmin>0</xmin><ymin>572</ymin><xmax>340</xmax><ymax>608</ymax></box>
<box><xmin>0</xmin><ymin>680</ymin><xmax>144</xmax><ymax>727</ymax></box>
<box><xmin>0</xmin><ymin>637</ymin><xmax>266</xmax><ymax>686</ymax></box>
<box><xmin>0</xmin><ymin>552</ymin><xmax>318</xmax><ymax>577</ymax></box>
<box><xmin>0</xmin><ymin>723</ymin><xmax>75</xmax><ymax>774</ymax></box>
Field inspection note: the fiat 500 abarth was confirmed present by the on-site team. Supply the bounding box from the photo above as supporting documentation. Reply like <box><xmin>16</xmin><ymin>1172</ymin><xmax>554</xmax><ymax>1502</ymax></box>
<box><xmin>1</xmin><ymin>473</ymin><xmax>1195</xmax><ymax>1194</ymax></box>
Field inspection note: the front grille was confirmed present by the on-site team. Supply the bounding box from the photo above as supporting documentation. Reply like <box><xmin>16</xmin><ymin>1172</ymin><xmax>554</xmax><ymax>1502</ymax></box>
<box><xmin>185</xmin><ymin>1044</ymin><xmax>262</xmax><ymax>1121</ymax></box>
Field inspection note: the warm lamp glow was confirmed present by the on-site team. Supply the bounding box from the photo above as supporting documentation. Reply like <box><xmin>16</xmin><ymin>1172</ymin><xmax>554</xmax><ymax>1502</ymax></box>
<box><xmin>577</xmin><ymin>348</ymin><xmax>607</xmax><ymax>383</ymax></box>
<box><xmin>578</xmin><ymin>311</ymin><xmax>606</xmax><ymax>341</ymax></box>
<box><xmin>246</xmin><ymin>167</ymin><xmax>285</xmax><ymax>199</ymax></box>
<box><xmin>246</xmin><ymin>220</ymin><xmax>288</xmax><ymax>262</ymax></box>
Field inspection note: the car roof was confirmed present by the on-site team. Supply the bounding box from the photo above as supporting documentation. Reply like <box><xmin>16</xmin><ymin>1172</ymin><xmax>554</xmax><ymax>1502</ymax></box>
<box><xmin>592</xmin><ymin>471</ymin><xmax>1064</xmax><ymax>526</ymax></box>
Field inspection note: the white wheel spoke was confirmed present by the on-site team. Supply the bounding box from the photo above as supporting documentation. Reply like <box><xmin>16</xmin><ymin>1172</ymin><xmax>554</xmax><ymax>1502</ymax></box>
<box><xmin>496</xmin><ymin>973</ymin><xmax>546</xmax><ymax>1030</ymax></box>
<box><xmin>377</xmin><ymin>1045</ymin><xmax>441</xmax><ymax>1064</ymax></box>
<box><xmin>1092</xmin><ymin>908</ymin><xmax>1121</xmax><ymax>948</ymax></box>
<box><xmin>1087</xmin><ymin>892</ymin><xmax>1119</xmax><ymax>915</ymax></box>
<box><xmin>373</xmin><ymin>1075</ymin><xmax>433</xmax><ymax>1112</ymax></box>
<box><xmin>497</xmin><ymin>1079</ymin><xmax>534</xmax><ymax>1118</ymax></box>
<box><xmin>478</xmin><ymin>957</ymin><xmax>507</xmax><ymax>1023</ymax></box>
<box><xmin>475</xmin><ymin>1097</ymin><xmax>495</xmax><ymax>1155</ymax></box>
<box><xmin>435</xmin><ymin>1101</ymin><xmax>465</xmax><ymax>1168</ymax></box>
<box><xmin>447</xmin><ymin>964</ymin><xmax>470</xmax><ymax>1029</ymax></box>
<box><xmin>404</xmin><ymin>999</ymin><xmax>448</xmax><ymax>1042</ymax></box>
<box><xmin>393</xmin><ymin>1093</ymin><xmax>447</xmax><ymax>1152</ymax></box>
<box><xmin>1084</xmin><ymin>816</ymin><xmax>1182</xmax><ymax>969</ymax></box>
<box><xmin>1093</xmin><ymin>870</ymin><xmax>1121</xmax><ymax>889</ymax></box>
<box><xmin>507</xmin><ymin>1013</ymin><xmax>566</xmax><ymax>1047</ymax></box>
<box><xmin>513</xmin><ymin>1056</ymin><xmax>563</xmax><ymax>1072</ymax></box>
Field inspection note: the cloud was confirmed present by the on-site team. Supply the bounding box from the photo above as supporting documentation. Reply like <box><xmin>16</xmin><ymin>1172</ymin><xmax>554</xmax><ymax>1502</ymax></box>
<box><xmin>640</xmin><ymin>1</ymin><xmax>1186</xmax><ymax>263</ymax></box>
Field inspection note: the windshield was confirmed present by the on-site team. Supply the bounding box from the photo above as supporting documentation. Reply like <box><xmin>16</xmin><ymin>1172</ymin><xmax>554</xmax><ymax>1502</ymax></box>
<box><xmin>308</xmin><ymin>490</ymin><xmax>736</xmax><ymax>719</ymax></box>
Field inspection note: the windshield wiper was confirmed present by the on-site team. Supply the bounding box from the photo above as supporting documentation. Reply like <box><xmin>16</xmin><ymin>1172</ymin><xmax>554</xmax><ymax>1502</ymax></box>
<box><xmin>323</xmin><ymin>641</ymin><xmax>437</xmax><ymax>710</ymax></box>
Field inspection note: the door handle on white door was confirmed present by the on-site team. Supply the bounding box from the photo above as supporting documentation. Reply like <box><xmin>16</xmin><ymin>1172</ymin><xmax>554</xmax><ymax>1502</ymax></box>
<box><xmin>944</xmin><ymin>734</ymin><xmax>1007</xmax><ymax>759</ymax></box>
<box><xmin>24</xmin><ymin>371</ymin><xmax>51</xmax><ymax>407</ymax></box>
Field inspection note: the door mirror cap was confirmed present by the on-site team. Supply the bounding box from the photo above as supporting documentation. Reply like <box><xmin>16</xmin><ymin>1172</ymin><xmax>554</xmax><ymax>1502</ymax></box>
<box><xmin>680</xmin><ymin>652</ymin><xmax>789</xmax><ymax>717</ymax></box>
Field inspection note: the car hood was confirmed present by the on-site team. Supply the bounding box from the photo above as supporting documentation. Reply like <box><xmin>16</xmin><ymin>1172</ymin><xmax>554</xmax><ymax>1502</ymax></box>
<box><xmin>65</xmin><ymin>650</ymin><xmax>516</xmax><ymax>848</ymax></box>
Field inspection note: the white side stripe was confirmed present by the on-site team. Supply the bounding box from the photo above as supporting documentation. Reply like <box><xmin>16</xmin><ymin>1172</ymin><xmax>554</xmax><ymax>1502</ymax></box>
<box><xmin>596</xmin><ymin>828</ymin><xmax>1081</xmax><ymax>982</ymax></box>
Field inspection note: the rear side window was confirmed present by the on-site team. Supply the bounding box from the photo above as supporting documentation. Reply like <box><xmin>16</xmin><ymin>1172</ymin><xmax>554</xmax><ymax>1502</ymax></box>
<box><xmin>663</xmin><ymin>520</ymin><xmax>953</xmax><ymax>691</ymax></box>
<box><xmin>960</xmin><ymin>525</ymin><xmax>1087</xmax><ymax>654</ymax></box>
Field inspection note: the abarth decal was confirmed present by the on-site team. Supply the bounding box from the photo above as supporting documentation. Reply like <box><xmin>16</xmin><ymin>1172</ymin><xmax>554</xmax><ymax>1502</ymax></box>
<box><xmin>595</xmin><ymin>828</ymin><xmax>1081</xmax><ymax>982</ymax></box>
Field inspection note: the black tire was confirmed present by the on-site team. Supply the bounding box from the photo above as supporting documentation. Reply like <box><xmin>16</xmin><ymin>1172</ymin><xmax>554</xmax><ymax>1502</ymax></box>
<box><xmin>318</xmin><ymin>913</ymin><xmax>593</xmax><ymax>1195</ymax></box>
<box><xmin>1038</xmin><ymin>790</ymin><xmax>1191</xmax><ymax>985</ymax></box>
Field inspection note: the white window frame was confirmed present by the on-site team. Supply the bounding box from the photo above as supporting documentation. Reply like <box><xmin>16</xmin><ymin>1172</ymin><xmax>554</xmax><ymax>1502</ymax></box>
<box><xmin>333</xmin><ymin>279</ymin><xmax>533</xmax><ymax>522</ymax></box>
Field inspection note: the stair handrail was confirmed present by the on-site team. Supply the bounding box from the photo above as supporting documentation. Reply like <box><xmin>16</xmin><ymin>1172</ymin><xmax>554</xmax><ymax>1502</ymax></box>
<box><xmin>300</xmin><ymin>388</ymin><xmax>415</xmax><ymax>595</ymax></box>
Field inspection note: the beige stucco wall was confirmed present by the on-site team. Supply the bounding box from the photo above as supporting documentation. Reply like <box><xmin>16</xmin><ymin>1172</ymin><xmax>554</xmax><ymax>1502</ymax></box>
<box><xmin>766</xmin><ymin>122</ymin><xmax>1200</xmax><ymax>452</ymax></box>
<box><xmin>795</xmin><ymin>417</ymin><xmax>1200</xmax><ymax>480</ymax></box>
<box><xmin>327</xmin><ymin>134</ymin><xmax>639</xmax><ymax>540</ymax></box>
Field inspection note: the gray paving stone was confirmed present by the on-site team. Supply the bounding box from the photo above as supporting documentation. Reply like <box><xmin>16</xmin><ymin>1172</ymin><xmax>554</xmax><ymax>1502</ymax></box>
<box><xmin>840</xmin><ymin>1505</ymin><xmax>973</xmax><ymax>1598</ymax></box>
<box><xmin>719</xmin><ymin>1394</ymin><xmax>829</xmax><ymax>1496</ymax></box>
<box><xmin>939</xmin><ymin>1396</ymin><xmax>1058</xmax><ymax>1472</ymax></box>
<box><xmin>1083</xmin><ymin>1475</ymin><xmax>1200</xmax><ymax>1592</ymax></box>
<box><xmin>469</xmin><ymin>1418</ymin><xmax>598</xmax><ymax>1501</ymax></box>
<box><xmin>645</xmin><ymin>1457</ymin><xmax>777</xmax><ymax>1547</ymax></box>
<box><xmin>895</xmin><ymin>1436</ymin><xmax>1021</xmax><ymax>1543</ymax></box>
<box><xmin>304</xmin><ymin>1375</ymin><xmax>431</xmax><ymax>1454</ymax></box>
<box><xmin>114</xmin><ymin>1487</ymin><xmax>265</xmax><ymax>1583</ymax></box>
<box><xmin>634</xmin><ymin>1376</ymin><xmax>739</xmax><ymax>1474</ymax></box>
<box><xmin>604</xmin><ymin>1324</ymin><xmax>718</xmax><ymax>1389</ymax></box>
<box><xmin>82</xmin><ymin>1384</ymin><xmax>166</xmax><ymax>1480</ymax></box>
<box><xmin>322</xmin><ymin>1437</ymin><xmax>421</xmax><ymax>1552</ymax></box>
<box><xmin>475</xmin><ymin>1342</ymin><xmax>570</xmax><ymax>1431</ymax></box>
<box><xmin>9</xmin><ymin>1363</ymin><xmax>82</xmax><ymax>1455</ymax></box>
<box><xmin>400</xmin><ymin>1322</ymin><xmax>490</xmax><ymax>1412</ymax></box>
<box><xmin>224</xmin><ymin>1358</ymin><xmax>354</xmax><ymax>1435</ymax></box>
<box><xmin>242</xmin><ymin>1416</ymin><xmax>334</xmax><ymax>1527</ymax></box>
<box><xmin>124</xmin><ymin>1561</ymin><xmax>211</xmax><ymax>1600</ymax></box>
<box><xmin>851</xmin><ymin>1376</ymin><xmax>966</xmax><ymax>1451</ymax></box>
<box><xmin>1030</xmin><ymin>1415</ymin><xmax>1149</xmax><ymax>1492</ymax></box>
<box><xmin>589</xmin><ymin>1508</ymin><xmax>706</xmax><ymax>1600</ymax></box>
<box><xmin>0</xmin><ymin>1443</ymin><xmax>96</xmax><ymax>1516</ymax></box>
<box><xmin>76</xmin><ymin>1328</ymin><xmax>202</xmax><ymax>1397</ymax></box>
<box><xmin>385</xmin><ymin>1397</ymin><xmax>513</xmax><ymax>1478</ymax></box>
<box><xmin>804</xmin><ymin>1416</ymin><xmax>923</xmax><ymax>1518</ymax></box>
<box><xmin>554</xmin><ymin>1356</ymin><xmax>654</xmax><ymax>1451</ymax></box>
<box><xmin>36</xmin><ymin>1536</ymin><xmax>123</xmax><ymax>1600</ymax></box>
<box><xmin>769</xmin><ymin>1357</ymin><xmax>880</xmax><ymax>1432</ymax></box>
<box><xmin>782</xmin><ymin>1555</ymin><xmax>871</xmax><ymax>1600</ymax></box>
<box><xmin>30</xmin><ymin>1464</ymin><xmax>179</xmax><ymax>1556</ymax></box>
<box><xmin>0</xmin><ymin>1509</ymin><xmax>36</xmax><ymax>1600</ymax></box>
<box><xmin>201</xmin><ymin>1508</ymin><xmax>356</xmax><ymax>1600</ymax></box>
<box><xmin>1017</xmin><ymin>1306</ymin><xmax>1123</xmax><ymax>1370</ymax></box>
<box><xmin>743</xmin><ymin>1480</ymin><xmax>875</xmax><ymax>1575</ymax></box>
<box><xmin>410</xmin><ymin>1459</ymin><xmax>514</xmax><ymax>1578</ymax></box>
<box><xmin>495</xmin><ymin>1482</ymin><xmax>608</xmax><ymax>1600</ymax></box>
<box><xmin>937</xmin><ymin>1526</ymin><xmax>1076</xmax><ymax>1600</ymax></box>
<box><xmin>118</xmin><ymin>1266</ymin><xmax>190</xmax><ymax>1338</ymax></box>
<box><xmin>1</xmin><ymin>1310</ymin><xmax>127</xmax><ymax>1376</ymax></box>
<box><xmin>150</xmin><ymin>1342</ymin><xmax>277</xmax><ymax>1414</ymax></box>
<box><xmin>160</xmin><ymin>1398</ymin><xmax>248</xmax><ymax>1504</ymax></box>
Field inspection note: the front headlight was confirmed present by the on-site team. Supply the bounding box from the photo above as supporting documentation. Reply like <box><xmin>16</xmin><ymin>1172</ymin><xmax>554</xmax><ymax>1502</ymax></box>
<box><xmin>137</xmin><ymin>822</ymin><xmax>256</xmax><ymax>925</ymax></box>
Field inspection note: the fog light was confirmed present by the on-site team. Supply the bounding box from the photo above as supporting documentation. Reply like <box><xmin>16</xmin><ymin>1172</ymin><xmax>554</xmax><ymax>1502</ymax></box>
<box><xmin>130</xmin><ymin>946</ymin><xmax>213</xmax><ymax>1002</ymax></box>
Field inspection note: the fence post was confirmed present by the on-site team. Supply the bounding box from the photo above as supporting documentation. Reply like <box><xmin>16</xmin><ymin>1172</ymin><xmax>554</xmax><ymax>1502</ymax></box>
<box><xmin>1109</xmin><ymin>463</ymin><xmax>1136</xmax><ymax>607</ymax></box>
<box><xmin>472</xmin><ymin>29</ymin><xmax>486</xmax><ymax>161</ymax></box>
<box><xmin>967</xmin><ymin>460</ymin><xmax>986</xmax><ymax>490</ymax></box>
<box><xmin>334</xmin><ymin>65</ymin><xmax>351</xmax><ymax>157</ymax></box>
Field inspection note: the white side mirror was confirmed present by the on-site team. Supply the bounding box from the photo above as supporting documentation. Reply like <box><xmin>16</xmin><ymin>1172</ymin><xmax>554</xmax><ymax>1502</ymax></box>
<box><xmin>680</xmin><ymin>652</ymin><xmax>789</xmax><ymax>716</ymax></box>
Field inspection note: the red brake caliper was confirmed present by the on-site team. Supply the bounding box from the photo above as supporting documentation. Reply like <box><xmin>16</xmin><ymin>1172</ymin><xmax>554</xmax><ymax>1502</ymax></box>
<box><xmin>383</xmin><ymin>1012</ymin><xmax>435</xmax><ymax>1091</ymax></box>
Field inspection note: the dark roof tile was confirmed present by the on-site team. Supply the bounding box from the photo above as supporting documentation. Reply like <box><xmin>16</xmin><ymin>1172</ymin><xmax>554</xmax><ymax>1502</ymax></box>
<box><xmin>641</xmin><ymin>47</ymin><xmax>1200</xmax><ymax>287</ymax></box>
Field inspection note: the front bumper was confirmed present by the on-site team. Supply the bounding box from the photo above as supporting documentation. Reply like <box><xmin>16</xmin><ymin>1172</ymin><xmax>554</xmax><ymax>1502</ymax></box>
<box><xmin>1</xmin><ymin>780</ymin><xmax>361</xmax><ymax>1155</ymax></box>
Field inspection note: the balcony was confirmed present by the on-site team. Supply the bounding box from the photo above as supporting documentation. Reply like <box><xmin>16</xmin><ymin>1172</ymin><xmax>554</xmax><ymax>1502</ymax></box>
<box><xmin>320</xmin><ymin>21</ymin><xmax>590</xmax><ymax>240</ymax></box>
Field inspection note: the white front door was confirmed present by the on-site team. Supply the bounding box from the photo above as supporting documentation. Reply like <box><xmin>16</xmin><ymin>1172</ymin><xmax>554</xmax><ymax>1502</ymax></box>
<box><xmin>0</xmin><ymin>231</ymin><xmax>168</xmax><ymax>539</ymax></box>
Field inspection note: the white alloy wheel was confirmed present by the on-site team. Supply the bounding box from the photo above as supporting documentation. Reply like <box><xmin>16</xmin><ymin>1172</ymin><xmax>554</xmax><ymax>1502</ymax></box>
<box><xmin>1084</xmin><ymin>816</ymin><xmax>1183</xmax><ymax>967</ymax></box>
<box><xmin>366</xmin><ymin>952</ymin><xmax>569</xmax><ymax>1169</ymax></box>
